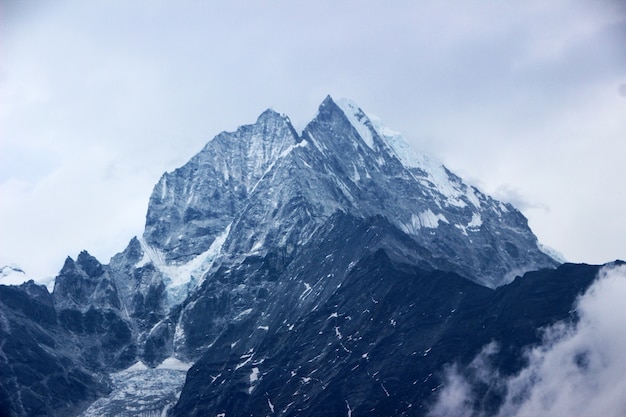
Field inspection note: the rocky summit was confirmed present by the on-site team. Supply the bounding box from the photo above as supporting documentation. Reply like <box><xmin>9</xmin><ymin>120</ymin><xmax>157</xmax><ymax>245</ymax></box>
<box><xmin>0</xmin><ymin>96</ymin><xmax>612</xmax><ymax>417</ymax></box>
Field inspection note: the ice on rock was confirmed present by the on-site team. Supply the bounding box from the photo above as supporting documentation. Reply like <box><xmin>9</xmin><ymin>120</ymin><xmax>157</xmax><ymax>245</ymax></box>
<box><xmin>79</xmin><ymin>358</ymin><xmax>190</xmax><ymax>417</ymax></box>
<box><xmin>467</xmin><ymin>212</ymin><xmax>483</xmax><ymax>228</ymax></box>
<box><xmin>336</xmin><ymin>97</ymin><xmax>478</xmax><ymax>209</ymax></box>
<box><xmin>157</xmin><ymin>357</ymin><xmax>192</xmax><ymax>371</ymax></box>
<box><xmin>234</xmin><ymin>308</ymin><xmax>253</xmax><ymax>320</ymax></box>
<box><xmin>401</xmin><ymin>210</ymin><xmax>449</xmax><ymax>235</ymax></box>
<box><xmin>248</xmin><ymin>367</ymin><xmax>260</xmax><ymax>394</ymax></box>
<box><xmin>374</xmin><ymin>125</ymin><xmax>472</xmax><ymax>208</ymax></box>
<box><xmin>236</xmin><ymin>353</ymin><xmax>254</xmax><ymax>370</ymax></box>
<box><xmin>138</xmin><ymin>223</ymin><xmax>231</xmax><ymax>306</ymax></box>
<box><xmin>250</xmin><ymin>367</ymin><xmax>260</xmax><ymax>383</ymax></box>
<box><xmin>335</xmin><ymin>98</ymin><xmax>376</xmax><ymax>149</ymax></box>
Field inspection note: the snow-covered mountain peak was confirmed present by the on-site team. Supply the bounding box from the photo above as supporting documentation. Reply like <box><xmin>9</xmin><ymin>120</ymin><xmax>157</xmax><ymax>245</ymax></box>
<box><xmin>333</xmin><ymin>97</ymin><xmax>479</xmax><ymax>209</ymax></box>
<box><xmin>0</xmin><ymin>96</ymin><xmax>578</xmax><ymax>417</ymax></box>
<box><xmin>334</xmin><ymin>97</ymin><xmax>378</xmax><ymax>149</ymax></box>
<box><xmin>336</xmin><ymin>98</ymin><xmax>431</xmax><ymax>163</ymax></box>
<box><xmin>334</xmin><ymin>97</ymin><xmax>428</xmax><ymax>166</ymax></box>
<box><xmin>255</xmin><ymin>107</ymin><xmax>291</xmax><ymax>125</ymax></box>
<box><xmin>139</xmin><ymin>95</ymin><xmax>558</xmax><ymax>291</ymax></box>
<box><xmin>142</xmin><ymin>106</ymin><xmax>301</xmax><ymax>263</ymax></box>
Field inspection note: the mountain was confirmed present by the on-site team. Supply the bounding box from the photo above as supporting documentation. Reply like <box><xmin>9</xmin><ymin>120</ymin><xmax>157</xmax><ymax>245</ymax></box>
<box><xmin>169</xmin><ymin>258</ymin><xmax>609</xmax><ymax>417</ymax></box>
<box><xmin>1</xmin><ymin>96</ymin><xmax>603</xmax><ymax>417</ymax></box>
<box><xmin>0</xmin><ymin>279</ymin><xmax>111</xmax><ymax>417</ymax></box>
<box><xmin>140</xmin><ymin>96</ymin><xmax>556</xmax><ymax>293</ymax></box>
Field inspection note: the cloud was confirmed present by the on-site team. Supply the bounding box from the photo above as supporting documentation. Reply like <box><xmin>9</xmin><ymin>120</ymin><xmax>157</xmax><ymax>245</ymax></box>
<box><xmin>428</xmin><ymin>342</ymin><xmax>503</xmax><ymax>417</ymax></box>
<box><xmin>428</xmin><ymin>264</ymin><xmax>626</xmax><ymax>417</ymax></box>
<box><xmin>491</xmin><ymin>184</ymin><xmax>550</xmax><ymax>212</ymax></box>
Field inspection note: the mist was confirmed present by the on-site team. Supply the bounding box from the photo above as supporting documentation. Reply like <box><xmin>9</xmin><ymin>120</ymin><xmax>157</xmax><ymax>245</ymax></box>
<box><xmin>428</xmin><ymin>264</ymin><xmax>626</xmax><ymax>417</ymax></box>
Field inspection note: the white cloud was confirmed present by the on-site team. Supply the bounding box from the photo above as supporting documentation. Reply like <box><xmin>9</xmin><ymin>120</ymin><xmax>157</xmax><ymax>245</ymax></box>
<box><xmin>428</xmin><ymin>264</ymin><xmax>626</xmax><ymax>417</ymax></box>
<box><xmin>428</xmin><ymin>342</ymin><xmax>502</xmax><ymax>417</ymax></box>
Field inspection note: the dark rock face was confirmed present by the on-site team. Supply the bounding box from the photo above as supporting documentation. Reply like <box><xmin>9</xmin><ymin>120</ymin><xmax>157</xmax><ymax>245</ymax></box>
<box><xmin>54</xmin><ymin>251</ymin><xmax>119</xmax><ymax>311</ymax></box>
<box><xmin>0</xmin><ymin>282</ymin><xmax>110</xmax><ymax>417</ymax></box>
<box><xmin>170</xmin><ymin>257</ymin><xmax>603</xmax><ymax>417</ymax></box>
<box><xmin>108</xmin><ymin>237</ymin><xmax>168</xmax><ymax>333</ymax></box>
<box><xmin>0</xmin><ymin>96</ymin><xmax>578</xmax><ymax>416</ymax></box>
<box><xmin>53</xmin><ymin>252</ymin><xmax>137</xmax><ymax>372</ymax></box>
<box><xmin>300</xmin><ymin>97</ymin><xmax>556</xmax><ymax>286</ymax></box>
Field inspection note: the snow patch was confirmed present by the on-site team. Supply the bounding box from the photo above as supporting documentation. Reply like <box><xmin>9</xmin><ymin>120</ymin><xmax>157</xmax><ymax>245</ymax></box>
<box><xmin>160</xmin><ymin>176</ymin><xmax>168</xmax><ymax>199</ymax></box>
<box><xmin>334</xmin><ymin>326</ymin><xmax>343</xmax><ymax>339</ymax></box>
<box><xmin>538</xmin><ymin>242</ymin><xmax>568</xmax><ymax>263</ymax></box>
<box><xmin>381</xmin><ymin>383</ymin><xmax>390</xmax><ymax>397</ymax></box>
<box><xmin>236</xmin><ymin>353</ymin><xmax>254</xmax><ymax>370</ymax></box>
<box><xmin>467</xmin><ymin>212</ymin><xmax>482</xmax><ymax>228</ymax></box>
<box><xmin>300</xmin><ymin>282</ymin><xmax>313</xmax><ymax>300</ymax></box>
<box><xmin>336</xmin><ymin>98</ymin><xmax>375</xmax><ymax>149</ymax></box>
<box><xmin>234</xmin><ymin>308</ymin><xmax>253</xmax><ymax>320</ymax></box>
<box><xmin>138</xmin><ymin>223</ymin><xmax>231</xmax><ymax>306</ymax></box>
<box><xmin>248</xmin><ymin>367</ymin><xmax>260</xmax><ymax>394</ymax></box>
<box><xmin>157</xmin><ymin>357</ymin><xmax>192</xmax><ymax>371</ymax></box>
<box><xmin>348</xmin><ymin>104</ymin><xmax>480</xmax><ymax>209</ymax></box>
<box><xmin>120</xmin><ymin>361</ymin><xmax>149</xmax><ymax>373</ymax></box>
<box><xmin>401</xmin><ymin>210</ymin><xmax>449</xmax><ymax>235</ymax></box>
<box><xmin>454</xmin><ymin>212</ymin><xmax>482</xmax><ymax>236</ymax></box>
<box><xmin>351</xmin><ymin>163</ymin><xmax>361</xmax><ymax>182</ymax></box>
<box><xmin>79</xmin><ymin>361</ymin><xmax>188</xmax><ymax>417</ymax></box>
<box><xmin>135</xmin><ymin>248</ymin><xmax>151</xmax><ymax>268</ymax></box>
<box><xmin>466</xmin><ymin>187</ymin><xmax>482</xmax><ymax>207</ymax></box>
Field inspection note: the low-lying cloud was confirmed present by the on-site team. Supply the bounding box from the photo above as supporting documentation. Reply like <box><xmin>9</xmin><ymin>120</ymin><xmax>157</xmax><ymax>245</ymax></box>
<box><xmin>428</xmin><ymin>264</ymin><xmax>626</xmax><ymax>417</ymax></box>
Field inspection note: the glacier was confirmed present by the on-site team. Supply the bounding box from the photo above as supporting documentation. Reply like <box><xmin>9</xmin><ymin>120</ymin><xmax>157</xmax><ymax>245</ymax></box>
<box><xmin>79</xmin><ymin>358</ymin><xmax>191</xmax><ymax>417</ymax></box>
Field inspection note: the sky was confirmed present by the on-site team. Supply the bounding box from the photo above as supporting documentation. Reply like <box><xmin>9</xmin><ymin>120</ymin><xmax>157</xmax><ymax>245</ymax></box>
<box><xmin>1</xmin><ymin>0</ymin><xmax>625</xmax><ymax>282</ymax></box>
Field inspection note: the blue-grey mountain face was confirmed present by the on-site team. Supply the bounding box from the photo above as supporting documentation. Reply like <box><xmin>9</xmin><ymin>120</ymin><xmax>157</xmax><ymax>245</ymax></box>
<box><xmin>1</xmin><ymin>96</ymin><xmax>577</xmax><ymax>417</ymax></box>
<box><xmin>169</xmin><ymin>257</ymin><xmax>609</xmax><ymax>417</ymax></box>
<box><xmin>125</xmin><ymin>95</ymin><xmax>558</xmax><ymax>363</ymax></box>
<box><xmin>140</xmin><ymin>96</ymin><xmax>556</xmax><ymax>297</ymax></box>
<box><xmin>144</xmin><ymin>109</ymin><xmax>301</xmax><ymax>263</ymax></box>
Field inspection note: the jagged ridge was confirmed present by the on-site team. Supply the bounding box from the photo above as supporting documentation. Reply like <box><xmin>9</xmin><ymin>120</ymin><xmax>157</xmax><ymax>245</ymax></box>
<box><xmin>0</xmin><ymin>96</ymin><xmax>565</xmax><ymax>417</ymax></box>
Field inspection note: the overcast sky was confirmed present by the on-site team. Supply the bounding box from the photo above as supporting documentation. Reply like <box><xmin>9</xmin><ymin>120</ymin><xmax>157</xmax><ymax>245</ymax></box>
<box><xmin>1</xmin><ymin>0</ymin><xmax>625</xmax><ymax>282</ymax></box>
